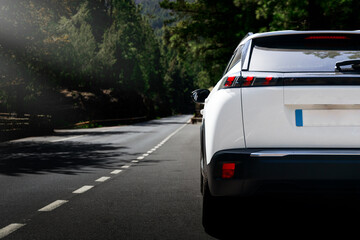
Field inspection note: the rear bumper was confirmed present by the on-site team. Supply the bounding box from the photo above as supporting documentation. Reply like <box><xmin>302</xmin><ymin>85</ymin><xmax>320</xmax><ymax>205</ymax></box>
<box><xmin>207</xmin><ymin>149</ymin><xmax>360</xmax><ymax>196</ymax></box>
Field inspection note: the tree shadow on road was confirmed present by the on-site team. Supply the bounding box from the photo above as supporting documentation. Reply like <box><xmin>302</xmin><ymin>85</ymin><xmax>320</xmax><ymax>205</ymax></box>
<box><xmin>0</xmin><ymin>141</ymin><xmax>133</xmax><ymax>176</ymax></box>
<box><xmin>53</xmin><ymin>130</ymin><xmax>152</xmax><ymax>137</ymax></box>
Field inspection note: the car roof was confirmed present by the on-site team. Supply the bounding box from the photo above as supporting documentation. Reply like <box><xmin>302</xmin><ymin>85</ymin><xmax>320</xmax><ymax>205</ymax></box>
<box><xmin>237</xmin><ymin>30</ymin><xmax>360</xmax><ymax>49</ymax></box>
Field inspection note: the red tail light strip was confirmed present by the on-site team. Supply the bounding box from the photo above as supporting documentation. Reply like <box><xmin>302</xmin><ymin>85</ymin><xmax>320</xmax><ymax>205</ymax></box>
<box><xmin>240</xmin><ymin>76</ymin><xmax>276</xmax><ymax>87</ymax></box>
<box><xmin>222</xmin><ymin>76</ymin><xmax>279</xmax><ymax>88</ymax></box>
<box><xmin>224</xmin><ymin>76</ymin><xmax>236</xmax><ymax>87</ymax></box>
<box><xmin>242</xmin><ymin>76</ymin><xmax>254</xmax><ymax>86</ymax></box>
<box><xmin>222</xmin><ymin>75</ymin><xmax>360</xmax><ymax>88</ymax></box>
<box><xmin>264</xmin><ymin>76</ymin><xmax>273</xmax><ymax>85</ymax></box>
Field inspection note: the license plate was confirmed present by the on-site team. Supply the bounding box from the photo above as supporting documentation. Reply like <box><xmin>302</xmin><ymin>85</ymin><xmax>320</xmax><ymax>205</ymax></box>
<box><xmin>295</xmin><ymin>109</ymin><xmax>360</xmax><ymax>127</ymax></box>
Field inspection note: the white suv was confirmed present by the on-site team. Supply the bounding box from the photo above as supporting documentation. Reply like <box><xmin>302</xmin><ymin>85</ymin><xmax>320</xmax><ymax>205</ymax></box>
<box><xmin>192</xmin><ymin>30</ymin><xmax>360</xmax><ymax>228</ymax></box>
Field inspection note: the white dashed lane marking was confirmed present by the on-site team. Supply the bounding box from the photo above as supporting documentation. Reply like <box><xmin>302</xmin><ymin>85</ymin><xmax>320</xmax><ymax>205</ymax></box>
<box><xmin>110</xmin><ymin>170</ymin><xmax>123</xmax><ymax>174</ymax></box>
<box><xmin>73</xmin><ymin>185</ymin><xmax>94</xmax><ymax>194</ymax></box>
<box><xmin>0</xmin><ymin>119</ymin><xmax>191</xmax><ymax>239</ymax></box>
<box><xmin>121</xmin><ymin>121</ymin><xmax>189</xmax><ymax>169</ymax></box>
<box><xmin>0</xmin><ymin>223</ymin><xmax>26</xmax><ymax>239</ymax></box>
<box><xmin>38</xmin><ymin>200</ymin><xmax>68</xmax><ymax>212</ymax></box>
<box><xmin>95</xmin><ymin>177</ymin><xmax>111</xmax><ymax>182</ymax></box>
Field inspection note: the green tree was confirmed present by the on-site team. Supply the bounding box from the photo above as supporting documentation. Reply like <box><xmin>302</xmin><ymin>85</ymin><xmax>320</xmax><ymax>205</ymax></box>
<box><xmin>54</xmin><ymin>3</ymin><xmax>98</xmax><ymax>89</ymax></box>
<box><xmin>160</xmin><ymin>0</ymin><xmax>260</xmax><ymax>87</ymax></box>
<box><xmin>0</xmin><ymin>0</ymin><xmax>169</xmax><ymax>120</ymax></box>
<box><xmin>255</xmin><ymin>0</ymin><xmax>360</xmax><ymax>31</ymax></box>
<box><xmin>160</xmin><ymin>0</ymin><xmax>360</xmax><ymax>92</ymax></box>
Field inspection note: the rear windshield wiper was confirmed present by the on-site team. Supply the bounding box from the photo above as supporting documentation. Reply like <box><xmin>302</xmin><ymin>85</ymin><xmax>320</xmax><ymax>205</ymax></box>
<box><xmin>335</xmin><ymin>60</ymin><xmax>360</xmax><ymax>71</ymax></box>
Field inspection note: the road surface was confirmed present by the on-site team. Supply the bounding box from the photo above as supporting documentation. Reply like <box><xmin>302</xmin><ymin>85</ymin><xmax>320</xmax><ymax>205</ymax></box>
<box><xmin>0</xmin><ymin>115</ymin><xmax>359</xmax><ymax>239</ymax></box>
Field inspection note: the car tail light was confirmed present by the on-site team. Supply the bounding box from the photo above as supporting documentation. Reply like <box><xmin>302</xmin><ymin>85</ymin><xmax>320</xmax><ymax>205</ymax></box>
<box><xmin>221</xmin><ymin>75</ymin><xmax>280</xmax><ymax>88</ymax></box>
<box><xmin>222</xmin><ymin>163</ymin><xmax>235</xmax><ymax>179</ymax></box>
<box><xmin>242</xmin><ymin>76</ymin><xmax>254</xmax><ymax>86</ymax></box>
<box><xmin>241</xmin><ymin>76</ymin><xmax>278</xmax><ymax>87</ymax></box>
<box><xmin>264</xmin><ymin>76</ymin><xmax>273</xmax><ymax>85</ymax></box>
<box><xmin>224</xmin><ymin>76</ymin><xmax>237</xmax><ymax>87</ymax></box>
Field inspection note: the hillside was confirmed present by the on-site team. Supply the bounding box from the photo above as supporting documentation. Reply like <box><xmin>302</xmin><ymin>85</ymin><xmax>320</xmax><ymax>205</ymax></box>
<box><xmin>134</xmin><ymin>0</ymin><xmax>172</xmax><ymax>36</ymax></box>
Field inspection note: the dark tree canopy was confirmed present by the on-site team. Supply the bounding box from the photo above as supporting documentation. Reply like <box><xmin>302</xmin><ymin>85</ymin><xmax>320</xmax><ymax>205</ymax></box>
<box><xmin>1</xmin><ymin>0</ymin><xmax>360</xmax><ymax>126</ymax></box>
<box><xmin>161</xmin><ymin>0</ymin><xmax>360</xmax><ymax>86</ymax></box>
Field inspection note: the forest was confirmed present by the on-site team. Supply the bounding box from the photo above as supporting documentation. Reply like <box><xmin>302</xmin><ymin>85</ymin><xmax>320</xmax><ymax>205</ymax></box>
<box><xmin>1</xmin><ymin>0</ymin><xmax>360</xmax><ymax>127</ymax></box>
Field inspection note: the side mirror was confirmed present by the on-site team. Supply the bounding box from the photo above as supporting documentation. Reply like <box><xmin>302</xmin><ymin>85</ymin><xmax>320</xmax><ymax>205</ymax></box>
<box><xmin>191</xmin><ymin>89</ymin><xmax>210</xmax><ymax>104</ymax></box>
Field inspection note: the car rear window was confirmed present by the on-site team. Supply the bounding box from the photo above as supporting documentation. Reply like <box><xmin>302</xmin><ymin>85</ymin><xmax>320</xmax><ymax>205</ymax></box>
<box><xmin>249</xmin><ymin>34</ymin><xmax>360</xmax><ymax>72</ymax></box>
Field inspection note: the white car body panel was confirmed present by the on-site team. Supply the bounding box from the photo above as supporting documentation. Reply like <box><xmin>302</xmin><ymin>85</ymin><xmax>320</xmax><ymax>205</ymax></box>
<box><xmin>284</xmin><ymin>86</ymin><xmax>360</xmax><ymax>105</ymax></box>
<box><xmin>203</xmin><ymin>88</ymin><xmax>245</xmax><ymax>164</ymax></box>
<box><xmin>241</xmin><ymin>87</ymin><xmax>286</xmax><ymax>148</ymax></box>
<box><xmin>242</xmin><ymin>86</ymin><xmax>360</xmax><ymax>148</ymax></box>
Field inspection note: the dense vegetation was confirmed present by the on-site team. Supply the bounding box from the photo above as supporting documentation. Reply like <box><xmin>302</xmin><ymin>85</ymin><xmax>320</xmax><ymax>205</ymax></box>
<box><xmin>160</xmin><ymin>0</ymin><xmax>360</xmax><ymax>87</ymax></box>
<box><xmin>0</xmin><ymin>0</ymin><xmax>172</xmax><ymax>126</ymax></box>
<box><xmin>1</xmin><ymin>0</ymin><xmax>360</xmax><ymax>127</ymax></box>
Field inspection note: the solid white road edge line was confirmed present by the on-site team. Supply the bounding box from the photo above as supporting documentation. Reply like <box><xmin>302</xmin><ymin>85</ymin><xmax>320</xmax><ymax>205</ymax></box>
<box><xmin>0</xmin><ymin>223</ymin><xmax>26</xmax><ymax>239</ymax></box>
<box><xmin>51</xmin><ymin>135</ymin><xmax>84</xmax><ymax>143</ymax></box>
<box><xmin>95</xmin><ymin>177</ymin><xmax>111</xmax><ymax>182</ymax></box>
<box><xmin>160</xmin><ymin>121</ymin><xmax>188</xmax><ymax>145</ymax></box>
<box><xmin>38</xmin><ymin>200</ymin><xmax>69</xmax><ymax>212</ymax></box>
<box><xmin>73</xmin><ymin>185</ymin><xmax>94</xmax><ymax>194</ymax></box>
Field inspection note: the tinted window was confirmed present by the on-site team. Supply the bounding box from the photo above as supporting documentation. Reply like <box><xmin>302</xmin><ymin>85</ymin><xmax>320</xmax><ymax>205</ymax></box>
<box><xmin>249</xmin><ymin>34</ymin><xmax>360</xmax><ymax>72</ymax></box>
<box><xmin>224</xmin><ymin>45</ymin><xmax>243</xmax><ymax>74</ymax></box>
<box><xmin>227</xmin><ymin>46</ymin><xmax>243</xmax><ymax>71</ymax></box>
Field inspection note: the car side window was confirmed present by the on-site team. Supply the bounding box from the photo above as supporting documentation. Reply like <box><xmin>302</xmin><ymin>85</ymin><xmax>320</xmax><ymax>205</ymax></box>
<box><xmin>223</xmin><ymin>52</ymin><xmax>236</xmax><ymax>75</ymax></box>
<box><xmin>223</xmin><ymin>45</ymin><xmax>243</xmax><ymax>75</ymax></box>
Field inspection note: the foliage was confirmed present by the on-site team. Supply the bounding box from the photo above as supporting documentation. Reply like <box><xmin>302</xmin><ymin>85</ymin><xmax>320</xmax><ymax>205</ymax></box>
<box><xmin>160</xmin><ymin>0</ymin><xmax>360</xmax><ymax>88</ymax></box>
<box><xmin>160</xmin><ymin>0</ymin><xmax>260</xmax><ymax>86</ymax></box>
<box><xmin>0</xmin><ymin>0</ymin><xmax>171</xmax><ymax>123</ymax></box>
<box><xmin>255</xmin><ymin>0</ymin><xmax>360</xmax><ymax>31</ymax></box>
<box><xmin>1</xmin><ymin>0</ymin><xmax>360</xmax><ymax>126</ymax></box>
<box><xmin>135</xmin><ymin>0</ymin><xmax>172</xmax><ymax>37</ymax></box>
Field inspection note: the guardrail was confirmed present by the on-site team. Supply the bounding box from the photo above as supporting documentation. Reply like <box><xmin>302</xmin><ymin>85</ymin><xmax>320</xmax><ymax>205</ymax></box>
<box><xmin>0</xmin><ymin>113</ymin><xmax>52</xmax><ymax>142</ymax></box>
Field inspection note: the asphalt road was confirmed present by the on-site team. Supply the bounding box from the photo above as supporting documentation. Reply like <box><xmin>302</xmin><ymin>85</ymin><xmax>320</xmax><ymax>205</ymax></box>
<box><xmin>0</xmin><ymin>115</ymin><xmax>214</xmax><ymax>239</ymax></box>
<box><xmin>1</xmin><ymin>114</ymin><xmax>360</xmax><ymax>239</ymax></box>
